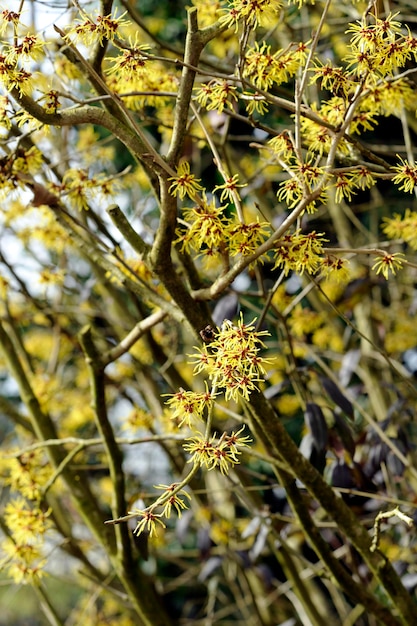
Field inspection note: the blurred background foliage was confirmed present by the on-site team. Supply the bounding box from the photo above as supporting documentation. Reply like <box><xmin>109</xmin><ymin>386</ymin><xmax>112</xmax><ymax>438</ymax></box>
<box><xmin>1</xmin><ymin>0</ymin><xmax>417</xmax><ymax>625</ymax></box>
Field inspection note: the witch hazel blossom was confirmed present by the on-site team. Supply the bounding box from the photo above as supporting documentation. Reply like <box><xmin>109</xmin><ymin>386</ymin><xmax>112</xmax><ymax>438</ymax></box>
<box><xmin>127</xmin><ymin>316</ymin><xmax>268</xmax><ymax>537</ymax></box>
<box><xmin>183</xmin><ymin>426</ymin><xmax>252</xmax><ymax>475</ymax></box>
<box><xmin>168</xmin><ymin>161</ymin><xmax>204</xmax><ymax>200</ymax></box>
<box><xmin>164</xmin><ymin>386</ymin><xmax>214</xmax><ymax>428</ymax></box>
<box><xmin>188</xmin><ymin>316</ymin><xmax>271</xmax><ymax>402</ymax></box>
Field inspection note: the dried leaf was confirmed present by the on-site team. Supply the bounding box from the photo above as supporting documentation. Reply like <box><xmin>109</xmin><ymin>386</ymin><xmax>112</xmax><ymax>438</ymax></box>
<box><xmin>321</xmin><ymin>377</ymin><xmax>354</xmax><ymax>420</ymax></box>
<box><xmin>299</xmin><ymin>433</ymin><xmax>326</xmax><ymax>473</ymax></box>
<box><xmin>330</xmin><ymin>412</ymin><xmax>356</xmax><ymax>457</ymax></box>
<box><xmin>305</xmin><ymin>402</ymin><xmax>328</xmax><ymax>452</ymax></box>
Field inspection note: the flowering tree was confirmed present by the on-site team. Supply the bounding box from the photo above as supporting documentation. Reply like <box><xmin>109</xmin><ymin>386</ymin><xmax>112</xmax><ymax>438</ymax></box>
<box><xmin>1</xmin><ymin>0</ymin><xmax>417</xmax><ymax>624</ymax></box>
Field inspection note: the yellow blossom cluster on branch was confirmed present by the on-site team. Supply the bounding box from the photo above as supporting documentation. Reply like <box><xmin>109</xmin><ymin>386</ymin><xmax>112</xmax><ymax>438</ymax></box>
<box><xmin>243</xmin><ymin>41</ymin><xmax>308</xmax><ymax>90</ymax></box>
<box><xmin>1</xmin><ymin>0</ymin><xmax>417</xmax><ymax>622</ymax></box>
<box><xmin>1</xmin><ymin>449</ymin><xmax>53</xmax><ymax>584</ymax></box>
<box><xmin>125</xmin><ymin>316</ymin><xmax>266</xmax><ymax>537</ymax></box>
<box><xmin>220</xmin><ymin>0</ymin><xmax>283</xmax><ymax>31</ymax></box>
<box><xmin>383</xmin><ymin>209</ymin><xmax>417</xmax><ymax>249</ymax></box>
<box><xmin>273</xmin><ymin>230</ymin><xmax>328</xmax><ymax>275</ymax></box>
<box><xmin>65</xmin><ymin>9</ymin><xmax>128</xmax><ymax>46</ymax></box>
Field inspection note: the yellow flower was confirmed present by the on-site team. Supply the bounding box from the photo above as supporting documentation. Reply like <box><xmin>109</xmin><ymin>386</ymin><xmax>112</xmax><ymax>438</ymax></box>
<box><xmin>392</xmin><ymin>157</ymin><xmax>417</xmax><ymax>194</ymax></box>
<box><xmin>176</xmin><ymin>197</ymin><xmax>230</xmax><ymax>252</ymax></box>
<box><xmin>184</xmin><ymin>427</ymin><xmax>251</xmax><ymax>475</ymax></box>
<box><xmin>183</xmin><ymin>436</ymin><xmax>217</xmax><ymax>468</ymax></box>
<box><xmin>345</xmin><ymin>14</ymin><xmax>410</xmax><ymax>78</ymax></box>
<box><xmin>132</xmin><ymin>510</ymin><xmax>166</xmax><ymax>537</ymax></box>
<box><xmin>2</xmin><ymin>538</ymin><xmax>47</xmax><ymax>584</ymax></box>
<box><xmin>1</xmin><ymin>66</ymin><xmax>35</xmax><ymax>95</ymax></box>
<box><xmin>310</xmin><ymin>62</ymin><xmax>355</xmax><ymax>98</ymax></box>
<box><xmin>243</xmin><ymin>41</ymin><xmax>307</xmax><ymax>90</ymax></box>
<box><xmin>190</xmin><ymin>0</ymin><xmax>222</xmax><ymax>27</ymax></box>
<box><xmin>351</xmin><ymin>166</ymin><xmax>376</xmax><ymax>191</ymax></box>
<box><xmin>277</xmin><ymin>161</ymin><xmax>326</xmax><ymax>211</ymax></box>
<box><xmin>333</xmin><ymin>173</ymin><xmax>357</xmax><ymax>203</ymax></box>
<box><xmin>220</xmin><ymin>0</ymin><xmax>283</xmax><ymax>31</ymax></box>
<box><xmin>382</xmin><ymin>209</ymin><xmax>417</xmax><ymax>249</ymax></box>
<box><xmin>269</xmin><ymin>131</ymin><xmax>294</xmax><ymax>157</ymax></box>
<box><xmin>0</xmin><ymin>9</ymin><xmax>21</xmax><ymax>36</ymax></box>
<box><xmin>195</xmin><ymin>81</ymin><xmax>238</xmax><ymax>113</ymax></box>
<box><xmin>11</xmin><ymin>33</ymin><xmax>45</xmax><ymax>63</ymax></box>
<box><xmin>164</xmin><ymin>386</ymin><xmax>214</xmax><ymax>428</ymax></box>
<box><xmin>320</xmin><ymin>256</ymin><xmax>350</xmax><ymax>282</ymax></box>
<box><xmin>221</xmin><ymin>425</ymin><xmax>252</xmax><ymax>456</ymax></box>
<box><xmin>213</xmin><ymin>174</ymin><xmax>247</xmax><ymax>203</ymax></box>
<box><xmin>154</xmin><ymin>484</ymin><xmax>191</xmax><ymax>519</ymax></box>
<box><xmin>273</xmin><ymin>231</ymin><xmax>327</xmax><ymax>275</ymax></box>
<box><xmin>40</xmin><ymin>90</ymin><xmax>60</xmax><ymax>114</ymax></box>
<box><xmin>244</xmin><ymin>92</ymin><xmax>269</xmax><ymax>115</ymax></box>
<box><xmin>12</xmin><ymin>146</ymin><xmax>43</xmax><ymax>175</ymax></box>
<box><xmin>5</xmin><ymin>498</ymin><xmax>52</xmax><ymax>544</ymax></box>
<box><xmin>105</xmin><ymin>42</ymin><xmax>151</xmax><ymax>79</ymax></box>
<box><xmin>227</xmin><ymin>218</ymin><xmax>271</xmax><ymax>257</ymax></box>
<box><xmin>371</xmin><ymin>252</ymin><xmax>405</xmax><ymax>279</ymax></box>
<box><xmin>7</xmin><ymin>449</ymin><xmax>52</xmax><ymax>500</ymax></box>
<box><xmin>168</xmin><ymin>160</ymin><xmax>203</xmax><ymax>200</ymax></box>
<box><xmin>360</xmin><ymin>80</ymin><xmax>416</xmax><ymax>118</ymax></box>
<box><xmin>66</xmin><ymin>10</ymin><xmax>128</xmax><ymax>46</ymax></box>
<box><xmin>190</xmin><ymin>315</ymin><xmax>271</xmax><ymax>402</ymax></box>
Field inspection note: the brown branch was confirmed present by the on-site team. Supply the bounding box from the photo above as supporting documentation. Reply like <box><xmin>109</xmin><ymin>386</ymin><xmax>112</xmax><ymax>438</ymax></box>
<box><xmin>12</xmin><ymin>92</ymin><xmax>151</xmax><ymax>161</ymax></box>
<box><xmin>149</xmin><ymin>177</ymin><xmax>211</xmax><ymax>334</ymax></box>
<box><xmin>246</xmin><ymin>390</ymin><xmax>417</xmax><ymax>626</ymax></box>
<box><xmin>79</xmin><ymin>326</ymin><xmax>174</xmax><ymax>626</ymax></box>
<box><xmin>166</xmin><ymin>7</ymin><xmax>205</xmax><ymax>167</ymax></box>
<box><xmin>90</xmin><ymin>0</ymin><xmax>115</xmax><ymax>72</ymax></box>
<box><xmin>101</xmin><ymin>309</ymin><xmax>168</xmax><ymax>366</ymax></box>
<box><xmin>107</xmin><ymin>204</ymin><xmax>151</xmax><ymax>256</ymax></box>
<box><xmin>79</xmin><ymin>327</ymin><xmax>129</xmax><ymax>529</ymax></box>
<box><xmin>283</xmin><ymin>477</ymin><xmax>403</xmax><ymax>626</ymax></box>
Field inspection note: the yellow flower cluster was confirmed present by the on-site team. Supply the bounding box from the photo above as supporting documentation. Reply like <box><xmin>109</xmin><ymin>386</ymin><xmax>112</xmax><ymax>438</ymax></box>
<box><xmin>184</xmin><ymin>426</ymin><xmax>252</xmax><ymax>475</ymax></box>
<box><xmin>273</xmin><ymin>230</ymin><xmax>328</xmax><ymax>275</ymax></box>
<box><xmin>220</xmin><ymin>0</ymin><xmax>283</xmax><ymax>31</ymax></box>
<box><xmin>130</xmin><ymin>317</ymin><xmax>266</xmax><ymax>536</ymax></box>
<box><xmin>6</xmin><ymin>449</ymin><xmax>52</xmax><ymax>501</ymax></box>
<box><xmin>105</xmin><ymin>40</ymin><xmax>177</xmax><ymax>110</ymax></box>
<box><xmin>177</xmin><ymin>199</ymin><xmax>230</xmax><ymax>252</ymax></box>
<box><xmin>391</xmin><ymin>157</ymin><xmax>417</xmax><ymax>194</ymax></box>
<box><xmin>175</xmin><ymin>197</ymin><xmax>270</xmax><ymax>262</ymax></box>
<box><xmin>0</xmin><ymin>9</ymin><xmax>20</xmax><ymax>36</ymax></box>
<box><xmin>1</xmin><ymin>448</ymin><xmax>53</xmax><ymax>584</ymax></box>
<box><xmin>168</xmin><ymin>160</ymin><xmax>204</xmax><ymax>200</ymax></box>
<box><xmin>345</xmin><ymin>13</ymin><xmax>417</xmax><ymax>79</ymax></box>
<box><xmin>59</xmin><ymin>169</ymin><xmax>121</xmax><ymax>211</ymax></box>
<box><xmin>276</xmin><ymin>161</ymin><xmax>327</xmax><ymax>212</ymax></box>
<box><xmin>195</xmin><ymin>80</ymin><xmax>238</xmax><ymax>114</ymax></box>
<box><xmin>0</xmin><ymin>12</ymin><xmax>46</xmax><ymax>96</ymax></box>
<box><xmin>190</xmin><ymin>316</ymin><xmax>271</xmax><ymax>401</ymax></box>
<box><xmin>0</xmin><ymin>145</ymin><xmax>44</xmax><ymax>199</ymax></box>
<box><xmin>165</xmin><ymin>386</ymin><xmax>214</xmax><ymax>428</ymax></box>
<box><xmin>131</xmin><ymin>484</ymin><xmax>192</xmax><ymax>536</ymax></box>
<box><xmin>243</xmin><ymin>41</ymin><xmax>308</xmax><ymax>91</ymax></box>
<box><xmin>383</xmin><ymin>209</ymin><xmax>417</xmax><ymax>250</ymax></box>
<box><xmin>65</xmin><ymin>10</ymin><xmax>128</xmax><ymax>46</ymax></box>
